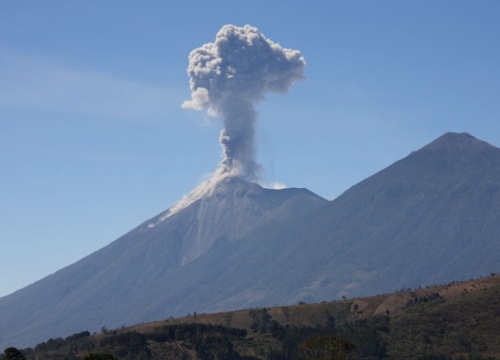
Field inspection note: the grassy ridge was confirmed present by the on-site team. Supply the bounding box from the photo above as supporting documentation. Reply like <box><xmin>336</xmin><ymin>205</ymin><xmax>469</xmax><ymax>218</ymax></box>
<box><xmin>5</xmin><ymin>275</ymin><xmax>500</xmax><ymax>360</ymax></box>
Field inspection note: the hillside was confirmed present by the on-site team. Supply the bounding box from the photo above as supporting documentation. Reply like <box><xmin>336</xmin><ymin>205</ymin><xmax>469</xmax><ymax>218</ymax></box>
<box><xmin>11</xmin><ymin>274</ymin><xmax>500</xmax><ymax>359</ymax></box>
<box><xmin>0</xmin><ymin>132</ymin><xmax>499</xmax><ymax>349</ymax></box>
<box><xmin>0</xmin><ymin>179</ymin><xmax>327</xmax><ymax>349</ymax></box>
<box><xmin>262</xmin><ymin>132</ymin><xmax>500</xmax><ymax>300</ymax></box>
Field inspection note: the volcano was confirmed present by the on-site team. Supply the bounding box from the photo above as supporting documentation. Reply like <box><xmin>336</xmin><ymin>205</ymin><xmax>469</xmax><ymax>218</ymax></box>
<box><xmin>0</xmin><ymin>132</ymin><xmax>499</xmax><ymax>349</ymax></box>
<box><xmin>0</xmin><ymin>177</ymin><xmax>327</xmax><ymax>348</ymax></box>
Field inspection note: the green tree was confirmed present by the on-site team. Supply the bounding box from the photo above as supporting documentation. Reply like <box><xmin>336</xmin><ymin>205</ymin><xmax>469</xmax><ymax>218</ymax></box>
<box><xmin>2</xmin><ymin>348</ymin><xmax>26</xmax><ymax>360</ymax></box>
<box><xmin>82</xmin><ymin>353</ymin><xmax>118</xmax><ymax>360</ymax></box>
<box><xmin>297</xmin><ymin>336</ymin><xmax>357</xmax><ymax>360</ymax></box>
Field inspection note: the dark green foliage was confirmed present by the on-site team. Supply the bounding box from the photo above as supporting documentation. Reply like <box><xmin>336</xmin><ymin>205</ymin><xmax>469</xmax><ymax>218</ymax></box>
<box><xmin>417</xmin><ymin>355</ymin><xmax>454</xmax><ymax>360</ymax></box>
<box><xmin>148</xmin><ymin>323</ymin><xmax>247</xmax><ymax>359</ymax></box>
<box><xmin>34</xmin><ymin>332</ymin><xmax>96</xmax><ymax>356</ymax></box>
<box><xmin>27</xmin><ymin>331</ymin><xmax>93</xmax><ymax>359</ymax></box>
<box><xmin>387</xmin><ymin>285</ymin><xmax>500</xmax><ymax>359</ymax></box>
<box><xmin>82</xmin><ymin>354</ymin><xmax>118</xmax><ymax>360</ymax></box>
<box><xmin>297</xmin><ymin>336</ymin><xmax>357</xmax><ymax>360</ymax></box>
<box><xmin>147</xmin><ymin>322</ymin><xmax>247</xmax><ymax>342</ymax></box>
<box><xmin>417</xmin><ymin>355</ymin><xmax>497</xmax><ymax>360</ymax></box>
<box><xmin>65</xmin><ymin>331</ymin><xmax>91</xmax><ymax>342</ymax></box>
<box><xmin>99</xmin><ymin>331</ymin><xmax>149</xmax><ymax>359</ymax></box>
<box><xmin>249</xmin><ymin>308</ymin><xmax>272</xmax><ymax>333</ymax></box>
<box><xmin>256</xmin><ymin>314</ymin><xmax>387</xmax><ymax>359</ymax></box>
<box><xmin>33</xmin><ymin>337</ymin><xmax>66</xmax><ymax>352</ymax></box>
<box><xmin>7</xmin><ymin>282</ymin><xmax>500</xmax><ymax>359</ymax></box>
<box><xmin>2</xmin><ymin>348</ymin><xmax>26</xmax><ymax>360</ymax></box>
<box><xmin>406</xmin><ymin>293</ymin><xmax>445</xmax><ymax>307</ymax></box>
<box><xmin>336</xmin><ymin>316</ymin><xmax>389</xmax><ymax>358</ymax></box>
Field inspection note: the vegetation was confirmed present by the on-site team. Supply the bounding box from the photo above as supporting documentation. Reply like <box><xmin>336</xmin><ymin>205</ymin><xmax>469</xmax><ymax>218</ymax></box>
<box><xmin>386</xmin><ymin>284</ymin><xmax>500</xmax><ymax>359</ymax></box>
<box><xmin>1</xmin><ymin>348</ymin><xmax>26</xmax><ymax>360</ymax></box>
<box><xmin>297</xmin><ymin>336</ymin><xmax>357</xmax><ymax>360</ymax></box>
<box><xmin>82</xmin><ymin>355</ymin><xmax>118</xmax><ymax>360</ymax></box>
<box><xmin>4</xmin><ymin>276</ymin><xmax>499</xmax><ymax>359</ymax></box>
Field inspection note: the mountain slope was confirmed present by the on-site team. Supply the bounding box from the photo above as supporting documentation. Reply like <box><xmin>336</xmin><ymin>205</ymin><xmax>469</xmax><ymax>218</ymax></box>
<box><xmin>15</xmin><ymin>275</ymin><xmax>500</xmax><ymax>360</ymax></box>
<box><xmin>309</xmin><ymin>132</ymin><xmax>500</xmax><ymax>292</ymax></box>
<box><xmin>238</xmin><ymin>132</ymin><xmax>500</xmax><ymax>300</ymax></box>
<box><xmin>0</xmin><ymin>178</ymin><xmax>327</xmax><ymax>349</ymax></box>
<box><xmin>155</xmin><ymin>132</ymin><xmax>500</xmax><ymax>310</ymax></box>
<box><xmin>1</xmin><ymin>132</ymin><xmax>499</xmax><ymax>350</ymax></box>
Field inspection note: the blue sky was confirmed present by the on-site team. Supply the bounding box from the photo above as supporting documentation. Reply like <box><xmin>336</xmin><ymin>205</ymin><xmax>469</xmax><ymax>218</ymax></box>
<box><xmin>1</xmin><ymin>1</ymin><xmax>499</xmax><ymax>297</ymax></box>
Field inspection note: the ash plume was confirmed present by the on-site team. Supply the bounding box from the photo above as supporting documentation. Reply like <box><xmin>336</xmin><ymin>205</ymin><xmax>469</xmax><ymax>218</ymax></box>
<box><xmin>155</xmin><ymin>25</ymin><xmax>305</xmax><ymax>221</ymax></box>
<box><xmin>183</xmin><ymin>24</ymin><xmax>306</xmax><ymax>180</ymax></box>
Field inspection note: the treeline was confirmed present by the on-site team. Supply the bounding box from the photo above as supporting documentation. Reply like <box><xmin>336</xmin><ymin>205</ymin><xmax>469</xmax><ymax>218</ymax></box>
<box><xmin>2</xmin><ymin>314</ymin><xmax>498</xmax><ymax>360</ymax></box>
<box><xmin>3</xmin><ymin>323</ymin><xmax>249</xmax><ymax>360</ymax></box>
<box><xmin>143</xmin><ymin>323</ymin><xmax>247</xmax><ymax>359</ymax></box>
<box><xmin>247</xmin><ymin>307</ymin><xmax>388</xmax><ymax>359</ymax></box>
<box><xmin>3</xmin><ymin>282</ymin><xmax>499</xmax><ymax>359</ymax></box>
<box><xmin>387</xmin><ymin>284</ymin><xmax>500</xmax><ymax>359</ymax></box>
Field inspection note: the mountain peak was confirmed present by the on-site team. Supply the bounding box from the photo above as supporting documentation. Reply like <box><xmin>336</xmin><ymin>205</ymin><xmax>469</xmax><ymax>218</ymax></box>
<box><xmin>418</xmin><ymin>132</ymin><xmax>496</xmax><ymax>154</ymax></box>
<box><xmin>428</xmin><ymin>132</ymin><xmax>475</xmax><ymax>147</ymax></box>
<box><xmin>440</xmin><ymin>131</ymin><xmax>474</xmax><ymax>140</ymax></box>
<box><xmin>211</xmin><ymin>175</ymin><xmax>261</xmax><ymax>195</ymax></box>
<box><xmin>163</xmin><ymin>176</ymin><xmax>326</xmax><ymax>264</ymax></box>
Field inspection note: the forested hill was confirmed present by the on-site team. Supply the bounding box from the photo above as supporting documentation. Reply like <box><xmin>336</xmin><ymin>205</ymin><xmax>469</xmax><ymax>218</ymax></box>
<box><xmin>6</xmin><ymin>274</ymin><xmax>500</xmax><ymax>360</ymax></box>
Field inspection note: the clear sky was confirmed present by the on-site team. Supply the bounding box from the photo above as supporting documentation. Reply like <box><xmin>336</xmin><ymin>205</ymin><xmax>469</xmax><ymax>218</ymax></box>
<box><xmin>1</xmin><ymin>1</ymin><xmax>499</xmax><ymax>298</ymax></box>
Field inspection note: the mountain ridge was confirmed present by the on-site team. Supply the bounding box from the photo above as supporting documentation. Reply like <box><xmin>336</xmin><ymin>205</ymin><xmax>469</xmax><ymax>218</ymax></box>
<box><xmin>0</xmin><ymin>178</ymin><xmax>327</xmax><ymax>348</ymax></box>
<box><xmin>0</xmin><ymin>131</ymin><xmax>499</xmax><ymax>349</ymax></box>
<box><xmin>13</xmin><ymin>274</ymin><xmax>500</xmax><ymax>360</ymax></box>
<box><xmin>299</xmin><ymin>132</ymin><xmax>500</xmax><ymax>292</ymax></box>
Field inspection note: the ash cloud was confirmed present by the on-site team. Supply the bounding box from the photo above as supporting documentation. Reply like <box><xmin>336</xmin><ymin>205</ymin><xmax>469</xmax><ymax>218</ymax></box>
<box><xmin>182</xmin><ymin>24</ymin><xmax>306</xmax><ymax>180</ymax></box>
<box><xmin>152</xmin><ymin>25</ymin><xmax>305</xmax><ymax>222</ymax></box>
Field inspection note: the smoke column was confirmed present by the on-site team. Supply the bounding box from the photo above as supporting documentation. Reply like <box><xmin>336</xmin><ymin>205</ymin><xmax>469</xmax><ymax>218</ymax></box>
<box><xmin>183</xmin><ymin>24</ymin><xmax>306</xmax><ymax>179</ymax></box>
<box><xmin>151</xmin><ymin>25</ymin><xmax>305</xmax><ymax>223</ymax></box>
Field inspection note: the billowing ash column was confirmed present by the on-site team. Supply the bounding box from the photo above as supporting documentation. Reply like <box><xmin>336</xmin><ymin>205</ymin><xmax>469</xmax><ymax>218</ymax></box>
<box><xmin>152</xmin><ymin>25</ymin><xmax>305</xmax><ymax>222</ymax></box>
<box><xmin>183</xmin><ymin>24</ymin><xmax>306</xmax><ymax>180</ymax></box>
